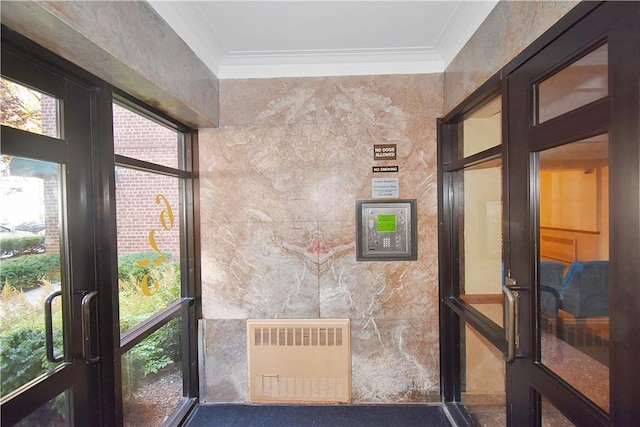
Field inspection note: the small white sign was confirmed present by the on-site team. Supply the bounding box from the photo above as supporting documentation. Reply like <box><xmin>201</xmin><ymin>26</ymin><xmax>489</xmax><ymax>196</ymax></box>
<box><xmin>372</xmin><ymin>178</ymin><xmax>399</xmax><ymax>198</ymax></box>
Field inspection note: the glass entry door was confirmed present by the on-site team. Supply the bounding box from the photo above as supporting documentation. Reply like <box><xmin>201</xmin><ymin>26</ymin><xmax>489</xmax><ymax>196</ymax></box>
<box><xmin>506</xmin><ymin>2</ymin><xmax>639</xmax><ymax>425</ymax></box>
<box><xmin>440</xmin><ymin>2</ymin><xmax>640</xmax><ymax>426</ymax></box>
<box><xmin>1</xmin><ymin>29</ymin><xmax>199</xmax><ymax>426</ymax></box>
<box><xmin>442</xmin><ymin>94</ymin><xmax>507</xmax><ymax>425</ymax></box>
<box><xmin>1</xmin><ymin>44</ymin><xmax>106</xmax><ymax>425</ymax></box>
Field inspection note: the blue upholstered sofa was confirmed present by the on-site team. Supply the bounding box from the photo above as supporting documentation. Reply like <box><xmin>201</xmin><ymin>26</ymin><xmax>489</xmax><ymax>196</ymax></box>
<box><xmin>560</xmin><ymin>261</ymin><xmax>609</xmax><ymax>318</ymax></box>
<box><xmin>540</xmin><ymin>260</ymin><xmax>610</xmax><ymax>319</ymax></box>
<box><xmin>540</xmin><ymin>261</ymin><xmax>566</xmax><ymax>317</ymax></box>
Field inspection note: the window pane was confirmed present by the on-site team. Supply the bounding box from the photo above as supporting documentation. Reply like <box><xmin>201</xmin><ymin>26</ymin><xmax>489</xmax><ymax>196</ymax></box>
<box><xmin>113</xmin><ymin>103</ymin><xmax>181</xmax><ymax>169</ymax></box>
<box><xmin>122</xmin><ymin>317</ymin><xmax>183</xmax><ymax>426</ymax></box>
<box><xmin>538</xmin><ymin>135</ymin><xmax>609</xmax><ymax>412</ymax></box>
<box><xmin>116</xmin><ymin>167</ymin><xmax>182</xmax><ymax>332</ymax></box>
<box><xmin>1</xmin><ymin>157</ymin><xmax>63</xmax><ymax>397</ymax></box>
<box><xmin>541</xmin><ymin>397</ymin><xmax>576</xmax><ymax>427</ymax></box>
<box><xmin>461</xmin><ymin>95</ymin><xmax>501</xmax><ymax>158</ymax></box>
<box><xmin>14</xmin><ymin>391</ymin><xmax>69</xmax><ymax>427</ymax></box>
<box><xmin>537</xmin><ymin>44</ymin><xmax>608</xmax><ymax>124</ymax></box>
<box><xmin>459</xmin><ymin>158</ymin><xmax>503</xmax><ymax>321</ymax></box>
<box><xmin>1</xmin><ymin>78</ymin><xmax>60</xmax><ymax>138</ymax></box>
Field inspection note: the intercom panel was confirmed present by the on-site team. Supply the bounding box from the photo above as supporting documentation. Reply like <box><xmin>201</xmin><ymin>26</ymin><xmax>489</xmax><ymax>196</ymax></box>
<box><xmin>356</xmin><ymin>199</ymin><xmax>417</xmax><ymax>261</ymax></box>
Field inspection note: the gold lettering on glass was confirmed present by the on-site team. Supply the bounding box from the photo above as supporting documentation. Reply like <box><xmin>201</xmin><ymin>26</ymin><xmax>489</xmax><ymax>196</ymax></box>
<box><xmin>136</xmin><ymin>194</ymin><xmax>175</xmax><ymax>296</ymax></box>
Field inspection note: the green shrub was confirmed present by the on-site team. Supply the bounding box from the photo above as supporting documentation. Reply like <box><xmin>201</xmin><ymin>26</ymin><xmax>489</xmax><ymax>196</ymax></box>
<box><xmin>0</xmin><ymin>235</ymin><xmax>45</xmax><ymax>257</ymax></box>
<box><xmin>0</xmin><ymin>281</ymin><xmax>62</xmax><ymax>397</ymax></box>
<box><xmin>0</xmin><ymin>252</ymin><xmax>182</xmax><ymax>401</ymax></box>
<box><xmin>0</xmin><ymin>328</ymin><xmax>48</xmax><ymax>395</ymax></box>
<box><xmin>119</xmin><ymin>259</ymin><xmax>182</xmax><ymax>396</ymax></box>
<box><xmin>131</xmin><ymin>319</ymin><xmax>180</xmax><ymax>375</ymax></box>
<box><xmin>119</xmin><ymin>260</ymin><xmax>181</xmax><ymax>331</ymax></box>
<box><xmin>121</xmin><ymin>317</ymin><xmax>181</xmax><ymax>398</ymax></box>
<box><xmin>0</xmin><ymin>252</ymin><xmax>61</xmax><ymax>291</ymax></box>
<box><xmin>117</xmin><ymin>252</ymin><xmax>172</xmax><ymax>283</ymax></box>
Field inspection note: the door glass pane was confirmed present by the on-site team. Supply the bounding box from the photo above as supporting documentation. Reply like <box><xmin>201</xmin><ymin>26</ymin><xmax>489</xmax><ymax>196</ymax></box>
<box><xmin>461</xmin><ymin>95</ymin><xmax>501</xmax><ymax>157</ymax></box>
<box><xmin>537</xmin><ymin>44</ymin><xmax>608</xmax><ymax>124</ymax></box>
<box><xmin>14</xmin><ymin>391</ymin><xmax>69</xmax><ymax>426</ymax></box>
<box><xmin>459</xmin><ymin>158</ymin><xmax>503</xmax><ymax>321</ymax></box>
<box><xmin>538</xmin><ymin>135</ymin><xmax>609</xmax><ymax>412</ymax></box>
<box><xmin>461</xmin><ymin>321</ymin><xmax>506</xmax><ymax>427</ymax></box>
<box><xmin>1</xmin><ymin>157</ymin><xmax>63</xmax><ymax>397</ymax></box>
<box><xmin>113</xmin><ymin>103</ymin><xmax>182</xmax><ymax>170</ymax></box>
<box><xmin>122</xmin><ymin>317</ymin><xmax>183</xmax><ymax>426</ymax></box>
<box><xmin>1</xmin><ymin>78</ymin><xmax>60</xmax><ymax>138</ymax></box>
<box><xmin>116</xmin><ymin>167</ymin><xmax>182</xmax><ymax>332</ymax></box>
<box><xmin>541</xmin><ymin>397</ymin><xmax>576</xmax><ymax>427</ymax></box>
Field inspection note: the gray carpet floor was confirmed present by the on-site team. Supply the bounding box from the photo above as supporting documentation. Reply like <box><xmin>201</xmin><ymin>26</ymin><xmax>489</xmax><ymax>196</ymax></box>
<box><xmin>184</xmin><ymin>404</ymin><xmax>453</xmax><ymax>427</ymax></box>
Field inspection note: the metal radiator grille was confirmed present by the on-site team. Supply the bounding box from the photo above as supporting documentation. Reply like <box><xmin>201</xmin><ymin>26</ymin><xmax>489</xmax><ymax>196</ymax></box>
<box><xmin>247</xmin><ymin>319</ymin><xmax>351</xmax><ymax>403</ymax></box>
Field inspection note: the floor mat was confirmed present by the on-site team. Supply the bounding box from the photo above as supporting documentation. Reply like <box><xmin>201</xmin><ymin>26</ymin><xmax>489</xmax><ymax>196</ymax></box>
<box><xmin>185</xmin><ymin>404</ymin><xmax>453</xmax><ymax>427</ymax></box>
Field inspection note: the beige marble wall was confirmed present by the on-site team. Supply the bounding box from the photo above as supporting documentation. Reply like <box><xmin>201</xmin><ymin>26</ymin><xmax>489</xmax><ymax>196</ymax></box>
<box><xmin>198</xmin><ymin>0</ymin><xmax>581</xmax><ymax>405</ymax></box>
<box><xmin>199</xmin><ymin>74</ymin><xmax>443</xmax><ymax>403</ymax></box>
<box><xmin>444</xmin><ymin>0</ymin><xmax>579</xmax><ymax>114</ymax></box>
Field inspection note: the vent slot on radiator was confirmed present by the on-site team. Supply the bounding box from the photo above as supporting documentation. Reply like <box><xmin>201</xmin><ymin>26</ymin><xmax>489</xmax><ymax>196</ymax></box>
<box><xmin>254</xmin><ymin>326</ymin><xmax>343</xmax><ymax>347</ymax></box>
<box><xmin>247</xmin><ymin>319</ymin><xmax>351</xmax><ymax>403</ymax></box>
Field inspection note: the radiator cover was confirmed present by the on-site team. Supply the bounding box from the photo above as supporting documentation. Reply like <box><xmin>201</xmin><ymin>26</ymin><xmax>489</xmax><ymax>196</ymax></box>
<box><xmin>247</xmin><ymin>319</ymin><xmax>351</xmax><ymax>403</ymax></box>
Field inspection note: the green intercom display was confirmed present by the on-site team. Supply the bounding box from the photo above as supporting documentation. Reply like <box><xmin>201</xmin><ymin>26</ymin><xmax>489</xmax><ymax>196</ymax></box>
<box><xmin>356</xmin><ymin>200</ymin><xmax>417</xmax><ymax>261</ymax></box>
<box><xmin>377</xmin><ymin>215</ymin><xmax>396</xmax><ymax>232</ymax></box>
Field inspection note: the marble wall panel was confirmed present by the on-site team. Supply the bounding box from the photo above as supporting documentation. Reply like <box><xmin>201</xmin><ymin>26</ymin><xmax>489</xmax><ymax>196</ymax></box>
<box><xmin>220</xmin><ymin>78</ymin><xmax>318</xmax><ymax>127</ymax></box>
<box><xmin>199</xmin><ymin>319</ymin><xmax>247</xmax><ymax>403</ymax></box>
<box><xmin>199</xmin><ymin>73</ymin><xmax>443</xmax><ymax>403</ymax></box>
<box><xmin>199</xmin><ymin>125</ymin><xmax>319</xmax><ymax>224</ymax></box>
<box><xmin>200</xmin><ymin>220</ymin><xmax>320</xmax><ymax>319</ymax></box>
<box><xmin>314</xmin><ymin>75</ymin><xmax>442</xmax><ymax>221</ymax></box>
<box><xmin>315</xmin><ymin>125</ymin><xmax>374</xmax><ymax>221</ymax></box>
<box><xmin>443</xmin><ymin>0</ymin><xmax>579</xmax><ymax>114</ymax></box>
<box><xmin>318</xmin><ymin>221</ymin><xmax>431</xmax><ymax>322</ymax></box>
<box><xmin>1</xmin><ymin>1</ymin><xmax>219</xmax><ymax>127</ymax></box>
<box><xmin>350</xmin><ymin>318</ymin><xmax>440</xmax><ymax>402</ymax></box>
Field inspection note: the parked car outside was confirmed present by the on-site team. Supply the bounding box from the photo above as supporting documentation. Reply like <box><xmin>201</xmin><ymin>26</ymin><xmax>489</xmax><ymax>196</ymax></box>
<box><xmin>0</xmin><ymin>225</ymin><xmax>41</xmax><ymax>258</ymax></box>
<box><xmin>12</xmin><ymin>220</ymin><xmax>46</xmax><ymax>235</ymax></box>
<box><xmin>0</xmin><ymin>225</ymin><xmax>34</xmax><ymax>238</ymax></box>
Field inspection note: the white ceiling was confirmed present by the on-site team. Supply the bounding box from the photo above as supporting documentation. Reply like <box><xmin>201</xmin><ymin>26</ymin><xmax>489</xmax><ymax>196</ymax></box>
<box><xmin>148</xmin><ymin>1</ymin><xmax>498</xmax><ymax>79</ymax></box>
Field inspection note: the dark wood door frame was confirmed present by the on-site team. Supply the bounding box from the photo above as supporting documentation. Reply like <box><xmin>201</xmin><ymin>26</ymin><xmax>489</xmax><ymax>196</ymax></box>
<box><xmin>1</xmin><ymin>26</ymin><xmax>202</xmax><ymax>426</ymax></box>
<box><xmin>438</xmin><ymin>2</ymin><xmax>640</xmax><ymax>425</ymax></box>
<box><xmin>0</xmin><ymin>31</ymin><xmax>114</xmax><ymax>426</ymax></box>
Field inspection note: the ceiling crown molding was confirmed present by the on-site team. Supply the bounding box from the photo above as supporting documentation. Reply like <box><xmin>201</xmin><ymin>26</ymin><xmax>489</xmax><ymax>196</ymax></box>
<box><xmin>218</xmin><ymin>48</ymin><xmax>444</xmax><ymax>79</ymax></box>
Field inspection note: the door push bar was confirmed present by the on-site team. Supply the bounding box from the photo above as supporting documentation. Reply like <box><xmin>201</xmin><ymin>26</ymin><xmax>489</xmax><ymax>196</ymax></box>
<box><xmin>81</xmin><ymin>291</ymin><xmax>100</xmax><ymax>364</ymax></box>
<box><xmin>44</xmin><ymin>290</ymin><xmax>64</xmax><ymax>363</ymax></box>
<box><xmin>502</xmin><ymin>277</ymin><xmax>523</xmax><ymax>363</ymax></box>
